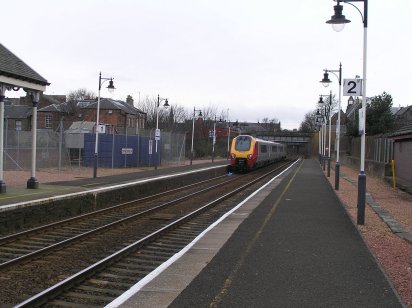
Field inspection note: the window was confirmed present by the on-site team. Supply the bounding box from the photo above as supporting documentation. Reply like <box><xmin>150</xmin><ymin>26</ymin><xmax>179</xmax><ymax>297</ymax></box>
<box><xmin>235</xmin><ymin>136</ymin><xmax>252</xmax><ymax>151</ymax></box>
<box><xmin>260</xmin><ymin>145</ymin><xmax>267</xmax><ymax>153</ymax></box>
<box><xmin>15</xmin><ymin>120</ymin><xmax>22</xmax><ymax>131</ymax></box>
<box><xmin>272</xmin><ymin>145</ymin><xmax>278</xmax><ymax>152</ymax></box>
<box><xmin>45</xmin><ymin>115</ymin><xmax>52</xmax><ymax>129</ymax></box>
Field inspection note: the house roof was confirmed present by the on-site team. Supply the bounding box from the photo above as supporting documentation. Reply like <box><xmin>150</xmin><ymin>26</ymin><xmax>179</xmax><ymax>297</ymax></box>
<box><xmin>390</xmin><ymin>123</ymin><xmax>412</xmax><ymax>138</ymax></box>
<box><xmin>66</xmin><ymin>121</ymin><xmax>95</xmax><ymax>133</ymax></box>
<box><xmin>38</xmin><ymin>103</ymin><xmax>69</xmax><ymax>113</ymax></box>
<box><xmin>82</xmin><ymin>98</ymin><xmax>146</xmax><ymax>115</ymax></box>
<box><xmin>0</xmin><ymin>43</ymin><xmax>49</xmax><ymax>86</ymax></box>
<box><xmin>394</xmin><ymin>105</ymin><xmax>411</xmax><ymax>117</ymax></box>
<box><xmin>5</xmin><ymin>105</ymin><xmax>32</xmax><ymax>119</ymax></box>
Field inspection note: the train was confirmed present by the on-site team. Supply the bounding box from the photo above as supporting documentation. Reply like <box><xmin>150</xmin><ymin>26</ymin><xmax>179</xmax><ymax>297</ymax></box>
<box><xmin>229</xmin><ymin>135</ymin><xmax>286</xmax><ymax>172</ymax></box>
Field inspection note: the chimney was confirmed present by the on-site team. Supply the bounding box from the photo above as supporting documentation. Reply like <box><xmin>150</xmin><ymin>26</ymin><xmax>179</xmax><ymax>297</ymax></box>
<box><xmin>126</xmin><ymin>95</ymin><xmax>134</xmax><ymax>106</ymax></box>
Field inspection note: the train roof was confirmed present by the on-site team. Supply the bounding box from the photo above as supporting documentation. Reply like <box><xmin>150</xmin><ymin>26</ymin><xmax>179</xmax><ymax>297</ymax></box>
<box><xmin>235</xmin><ymin>135</ymin><xmax>283</xmax><ymax>145</ymax></box>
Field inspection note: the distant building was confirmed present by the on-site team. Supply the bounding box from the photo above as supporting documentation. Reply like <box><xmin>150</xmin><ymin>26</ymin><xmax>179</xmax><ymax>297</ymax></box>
<box><xmin>393</xmin><ymin>105</ymin><xmax>412</xmax><ymax>128</ymax></box>
<box><xmin>4</xmin><ymin>94</ymin><xmax>63</xmax><ymax>131</ymax></box>
<box><xmin>390</xmin><ymin>122</ymin><xmax>412</xmax><ymax>186</ymax></box>
<box><xmin>38</xmin><ymin>98</ymin><xmax>147</xmax><ymax>133</ymax></box>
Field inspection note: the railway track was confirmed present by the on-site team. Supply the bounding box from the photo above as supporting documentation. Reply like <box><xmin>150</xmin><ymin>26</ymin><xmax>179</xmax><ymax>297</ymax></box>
<box><xmin>0</xmin><ymin>160</ymin><xmax>295</xmax><ymax>307</ymax></box>
<box><xmin>0</xmin><ymin>174</ymin><xmax>232</xmax><ymax>270</ymax></box>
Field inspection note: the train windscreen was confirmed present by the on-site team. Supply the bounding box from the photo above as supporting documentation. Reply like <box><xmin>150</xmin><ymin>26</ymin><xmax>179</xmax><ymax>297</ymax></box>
<box><xmin>235</xmin><ymin>136</ymin><xmax>252</xmax><ymax>151</ymax></box>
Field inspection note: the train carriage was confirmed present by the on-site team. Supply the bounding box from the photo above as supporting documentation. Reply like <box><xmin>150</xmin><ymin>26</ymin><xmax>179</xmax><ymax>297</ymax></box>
<box><xmin>229</xmin><ymin>135</ymin><xmax>286</xmax><ymax>172</ymax></box>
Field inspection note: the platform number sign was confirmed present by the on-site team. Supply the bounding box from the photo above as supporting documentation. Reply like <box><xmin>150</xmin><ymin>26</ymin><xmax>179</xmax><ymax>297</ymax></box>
<box><xmin>343</xmin><ymin>79</ymin><xmax>362</xmax><ymax>96</ymax></box>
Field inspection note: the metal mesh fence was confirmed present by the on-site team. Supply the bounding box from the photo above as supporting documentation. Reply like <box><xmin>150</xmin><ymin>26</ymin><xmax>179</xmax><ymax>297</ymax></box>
<box><xmin>4</xmin><ymin>128</ymin><xmax>186</xmax><ymax>171</ymax></box>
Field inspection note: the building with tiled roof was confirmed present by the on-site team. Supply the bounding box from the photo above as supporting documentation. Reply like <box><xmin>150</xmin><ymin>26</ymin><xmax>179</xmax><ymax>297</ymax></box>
<box><xmin>390</xmin><ymin>122</ymin><xmax>412</xmax><ymax>188</ymax></box>
<box><xmin>0</xmin><ymin>43</ymin><xmax>49</xmax><ymax>91</ymax></box>
<box><xmin>38</xmin><ymin>98</ymin><xmax>147</xmax><ymax>133</ymax></box>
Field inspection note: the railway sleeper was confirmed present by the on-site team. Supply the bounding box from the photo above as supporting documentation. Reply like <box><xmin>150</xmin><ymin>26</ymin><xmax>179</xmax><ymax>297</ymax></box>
<box><xmin>86</xmin><ymin>278</ymin><xmax>131</xmax><ymax>289</ymax></box>
<box><xmin>122</xmin><ymin>255</ymin><xmax>167</xmax><ymax>264</ymax></box>
<box><xmin>74</xmin><ymin>285</ymin><xmax>125</xmax><ymax>296</ymax></box>
<box><xmin>48</xmin><ymin>299</ymin><xmax>101</xmax><ymax>308</ymax></box>
<box><xmin>106</xmin><ymin>266</ymin><xmax>150</xmax><ymax>275</ymax></box>
<box><xmin>57</xmin><ymin>291</ymin><xmax>112</xmax><ymax>304</ymax></box>
<box><xmin>91</xmin><ymin>275</ymin><xmax>138</xmax><ymax>284</ymax></box>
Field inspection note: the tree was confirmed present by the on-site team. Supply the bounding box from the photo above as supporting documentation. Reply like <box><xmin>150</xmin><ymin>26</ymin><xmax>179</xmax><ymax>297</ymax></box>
<box><xmin>366</xmin><ymin>92</ymin><xmax>395</xmax><ymax>135</ymax></box>
<box><xmin>345</xmin><ymin>92</ymin><xmax>395</xmax><ymax>136</ymax></box>
<box><xmin>299</xmin><ymin>110</ymin><xmax>318</xmax><ymax>133</ymax></box>
<box><xmin>67</xmin><ymin>88</ymin><xmax>96</xmax><ymax>101</ymax></box>
<box><xmin>261</xmin><ymin>117</ymin><xmax>280</xmax><ymax>132</ymax></box>
<box><xmin>139</xmin><ymin>96</ymin><xmax>189</xmax><ymax>130</ymax></box>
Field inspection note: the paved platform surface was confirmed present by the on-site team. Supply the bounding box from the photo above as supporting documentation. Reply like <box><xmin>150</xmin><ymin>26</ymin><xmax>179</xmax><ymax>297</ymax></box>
<box><xmin>118</xmin><ymin>159</ymin><xmax>404</xmax><ymax>307</ymax></box>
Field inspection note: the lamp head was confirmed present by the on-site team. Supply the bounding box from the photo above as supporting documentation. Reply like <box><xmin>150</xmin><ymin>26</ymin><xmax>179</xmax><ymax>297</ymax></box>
<box><xmin>163</xmin><ymin>99</ymin><xmax>170</xmax><ymax>108</ymax></box>
<box><xmin>326</xmin><ymin>3</ymin><xmax>351</xmax><ymax>32</ymax></box>
<box><xmin>107</xmin><ymin>79</ymin><xmax>115</xmax><ymax>93</ymax></box>
<box><xmin>198</xmin><ymin>110</ymin><xmax>203</xmax><ymax>118</ymax></box>
<box><xmin>320</xmin><ymin>71</ymin><xmax>331</xmax><ymax>87</ymax></box>
<box><xmin>318</xmin><ymin>96</ymin><xmax>325</xmax><ymax>105</ymax></box>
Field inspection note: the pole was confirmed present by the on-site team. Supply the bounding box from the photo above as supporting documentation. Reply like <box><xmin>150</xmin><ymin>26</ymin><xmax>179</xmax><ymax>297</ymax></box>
<box><xmin>58</xmin><ymin>117</ymin><xmax>63</xmax><ymax>172</ymax></box>
<box><xmin>0</xmin><ymin>85</ymin><xmax>6</xmax><ymax>193</ymax></box>
<box><xmin>322</xmin><ymin>116</ymin><xmax>326</xmax><ymax>171</ymax></box>
<box><xmin>93</xmin><ymin>73</ymin><xmax>102</xmax><ymax>178</ymax></box>
<box><xmin>27</xmin><ymin>92</ymin><xmax>39</xmax><ymax>189</ymax></box>
<box><xmin>357</xmin><ymin>0</ymin><xmax>368</xmax><ymax>225</ymax></box>
<box><xmin>155</xmin><ymin>95</ymin><xmax>159</xmax><ymax>170</ymax></box>
<box><xmin>327</xmin><ymin>91</ymin><xmax>332</xmax><ymax>177</ymax></box>
<box><xmin>335</xmin><ymin>63</ymin><xmax>342</xmax><ymax>190</ymax></box>
<box><xmin>190</xmin><ymin>107</ymin><xmax>195</xmax><ymax>165</ymax></box>
<box><xmin>226</xmin><ymin>109</ymin><xmax>230</xmax><ymax>160</ymax></box>
<box><xmin>318</xmin><ymin>126</ymin><xmax>321</xmax><ymax>164</ymax></box>
<box><xmin>212</xmin><ymin>119</ymin><xmax>216</xmax><ymax>163</ymax></box>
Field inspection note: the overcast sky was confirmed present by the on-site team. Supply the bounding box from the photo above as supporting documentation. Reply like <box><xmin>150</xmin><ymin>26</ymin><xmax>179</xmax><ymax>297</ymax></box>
<box><xmin>3</xmin><ymin>0</ymin><xmax>411</xmax><ymax>130</ymax></box>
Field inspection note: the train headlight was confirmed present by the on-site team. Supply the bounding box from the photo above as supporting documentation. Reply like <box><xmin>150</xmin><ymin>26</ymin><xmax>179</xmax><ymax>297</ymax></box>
<box><xmin>247</xmin><ymin>154</ymin><xmax>252</xmax><ymax>160</ymax></box>
<box><xmin>231</xmin><ymin>153</ymin><xmax>236</xmax><ymax>159</ymax></box>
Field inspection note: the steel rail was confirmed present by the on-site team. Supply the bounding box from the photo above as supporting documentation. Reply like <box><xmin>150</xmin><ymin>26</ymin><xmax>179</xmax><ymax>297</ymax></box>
<box><xmin>0</xmin><ymin>174</ymin><xmax>238</xmax><ymax>270</ymax></box>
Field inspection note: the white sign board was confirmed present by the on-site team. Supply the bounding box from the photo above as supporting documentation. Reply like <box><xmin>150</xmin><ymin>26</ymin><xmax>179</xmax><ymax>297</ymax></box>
<box><xmin>343</xmin><ymin>79</ymin><xmax>362</xmax><ymax>96</ymax></box>
<box><xmin>155</xmin><ymin>129</ymin><xmax>161</xmax><ymax>141</ymax></box>
<box><xmin>358</xmin><ymin>108</ymin><xmax>365</xmax><ymax>135</ymax></box>
<box><xmin>97</xmin><ymin>124</ymin><xmax>106</xmax><ymax>134</ymax></box>
<box><xmin>149</xmin><ymin>140</ymin><xmax>153</xmax><ymax>155</ymax></box>
<box><xmin>122</xmin><ymin>148</ymin><xmax>133</xmax><ymax>155</ymax></box>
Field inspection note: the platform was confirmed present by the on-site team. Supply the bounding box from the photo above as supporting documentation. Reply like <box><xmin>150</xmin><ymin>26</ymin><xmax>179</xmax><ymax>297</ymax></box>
<box><xmin>113</xmin><ymin>159</ymin><xmax>403</xmax><ymax>307</ymax></box>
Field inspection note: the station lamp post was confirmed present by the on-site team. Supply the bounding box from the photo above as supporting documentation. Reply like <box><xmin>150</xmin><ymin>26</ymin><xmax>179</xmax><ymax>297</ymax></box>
<box><xmin>219</xmin><ymin>108</ymin><xmax>231</xmax><ymax>160</ymax></box>
<box><xmin>326</xmin><ymin>0</ymin><xmax>368</xmax><ymax>225</ymax></box>
<box><xmin>190</xmin><ymin>107</ymin><xmax>203</xmax><ymax>165</ymax></box>
<box><xmin>317</xmin><ymin>93</ymin><xmax>332</xmax><ymax>176</ymax></box>
<box><xmin>315</xmin><ymin>111</ymin><xmax>325</xmax><ymax>166</ymax></box>
<box><xmin>320</xmin><ymin>64</ymin><xmax>343</xmax><ymax>190</ymax></box>
<box><xmin>155</xmin><ymin>94</ymin><xmax>170</xmax><ymax>170</ymax></box>
<box><xmin>94</xmin><ymin>72</ymin><xmax>115</xmax><ymax>178</ymax></box>
<box><xmin>211</xmin><ymin>116</ymin><xmax>217</xmax><ymax>163</ymax></box>
<box><xmin>315</xmin><ymin>116</ymin><xmax>323</xmax><ymax>164</ymax></box>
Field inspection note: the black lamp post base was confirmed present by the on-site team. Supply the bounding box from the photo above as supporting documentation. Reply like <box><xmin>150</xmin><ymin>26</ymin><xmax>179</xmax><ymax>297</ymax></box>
<box><xmin>327</xmin><ymin>157</ymin><xmax>331</xmax><ymax>177</ymax></box>
<box><xmin>357</xmin><ymin>172</ymin><xmax>366</xmax><ymax>225</ymax></box>
<box><xmin>27</xmin><ymin>177</ymin><xmax>39</xmax><ymax>189</ymax></box>
<box><xmin>0</xmin><ymin>181</ymin><xmax>6</xmax><ymax>194</ymax></box>
<box><xmin>335</xmin><ymin>162</ymin><xmax>340</xmax><ymax>190</ymax></box>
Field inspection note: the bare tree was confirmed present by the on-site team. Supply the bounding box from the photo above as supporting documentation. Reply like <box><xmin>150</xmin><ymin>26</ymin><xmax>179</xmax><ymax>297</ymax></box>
<box><xmin>67</xmin><ymin>88</ymin><xmax>96</xmax><ymax>101</ymax></box>
<box><xmin>299</xmin><ymin>110</ymin><xmax>319</xmax><ymax>133</ymax></box>
<box><xmin>139</xmin><ymin>96</ymin><xmax>189</xmax><ymax>130</ymax></box>
<box><xmin>261</xmin><ymin>117</ymin><xmax>280</xmax><ymax>132</ymax></box>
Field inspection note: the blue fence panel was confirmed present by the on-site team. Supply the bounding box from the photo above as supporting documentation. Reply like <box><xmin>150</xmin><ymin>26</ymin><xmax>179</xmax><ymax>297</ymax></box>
<box><xmin>83</xmin><ymin>134</ymin><xmax>160</xmax><ymax>168</ymax></box>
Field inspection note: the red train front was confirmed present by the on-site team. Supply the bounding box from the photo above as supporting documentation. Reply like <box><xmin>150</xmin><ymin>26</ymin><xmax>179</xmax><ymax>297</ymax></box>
<box><xmin>229</xmin><ymin>135</ymin><xmax>286</xmax><ymax>172</ymax></box>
